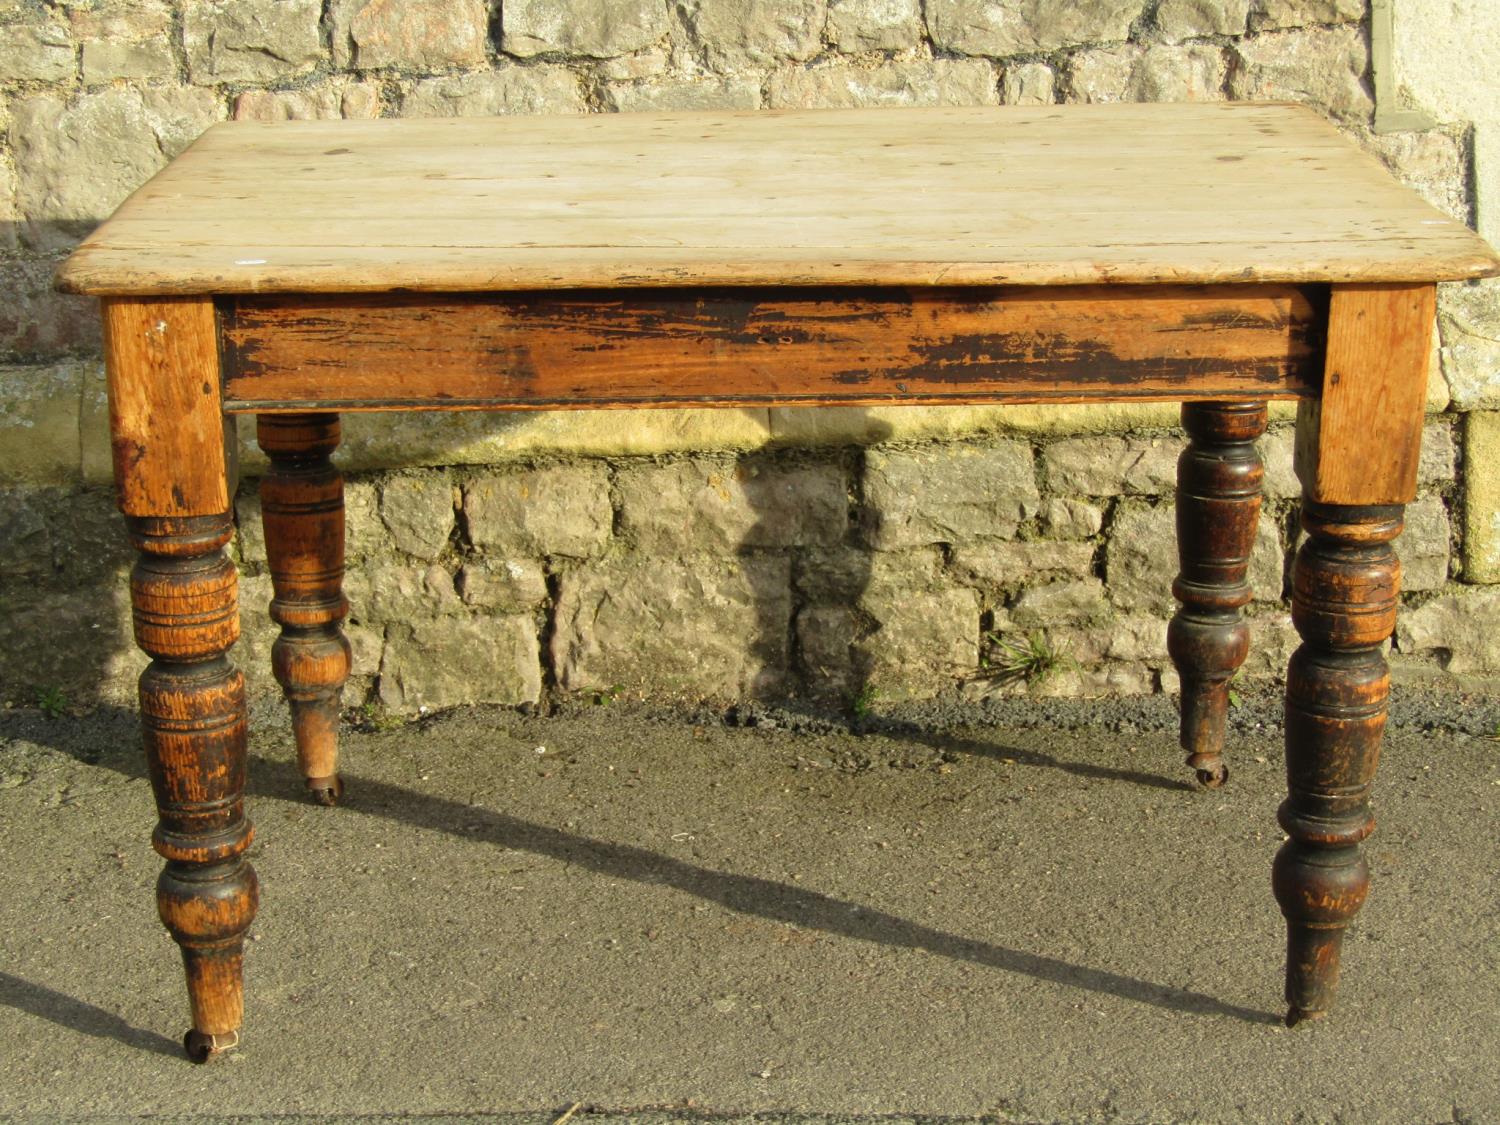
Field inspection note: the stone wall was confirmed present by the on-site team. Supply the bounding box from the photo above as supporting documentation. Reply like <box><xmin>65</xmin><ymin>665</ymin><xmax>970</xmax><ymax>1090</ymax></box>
<box><xmin>1</xmin><ymin>0</ymin><xmax>1498</xmax><ymax>713</ymax></box>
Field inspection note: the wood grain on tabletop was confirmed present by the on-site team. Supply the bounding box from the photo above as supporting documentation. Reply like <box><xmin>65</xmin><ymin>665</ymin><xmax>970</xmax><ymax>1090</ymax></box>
<box><xmin>57</xmin><ymin>103</ymin><xmax>1500</xmax><ymax>295</ymax></box>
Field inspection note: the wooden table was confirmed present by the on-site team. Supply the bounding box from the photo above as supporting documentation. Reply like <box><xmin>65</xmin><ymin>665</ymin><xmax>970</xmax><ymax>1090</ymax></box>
<box><xmin>57</xmin><ymin>103</ymin><xmax>1500</xmax><ymax>1061</ymax></box>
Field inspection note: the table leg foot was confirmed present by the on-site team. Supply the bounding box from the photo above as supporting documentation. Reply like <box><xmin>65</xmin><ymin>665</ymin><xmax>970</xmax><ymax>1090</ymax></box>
<box><xmin>184</xmin><ymin>1027</ymin><xmax>241</xmax><ymax>1063</ymax></box>
<box><xmin>258</xmin><ymin>413</ymin><xmax>351</xmax><ymax>805</ymax></box>
<box><xmin>1169</xmin><ymin>401</ymin><xmax>1267</xmax><ymax>789</ymax></box>
<box><xmin>1272</xmin><ymin>500</ymin><xmax>1401</xmax><ymax>1024</ymax></box>
<box><xmin>130</xmin><ymin>513</ymin><xmax>258</xmax><ymax>1060</ymax></box>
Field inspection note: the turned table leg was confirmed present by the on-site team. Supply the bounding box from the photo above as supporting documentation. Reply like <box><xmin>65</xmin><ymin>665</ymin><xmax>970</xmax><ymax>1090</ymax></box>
<box><xmin>1275</xmin><ymin>281</ymin><xmax>1436</xmax><ymax>1023</ymax></box>
<box><xmin>257</xmin><ymin>413</ymin><xmax>351</xmax><ymax>806</ymax></box>
<box><xmin>103</xmin><ymin>296</ymin><xmax>257</xmax><ymax>1060</ymax></box>
<box><xmin>1169</xmin><ymin>401</ymin><xmax>1268</xmax><ymax>788</ymax></box>
<box><xmin>1275</xmin><ymin>501</ymin><xmax>1401</xmax><ymax>1025</ymax></box>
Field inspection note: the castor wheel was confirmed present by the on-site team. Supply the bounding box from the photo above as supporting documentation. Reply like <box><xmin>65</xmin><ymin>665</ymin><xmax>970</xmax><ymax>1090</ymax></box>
<box><xmin>1195</xmin><ymin>762</ymin><xmax>1229</xmax><ymax>789</ymax></box>
<box><xmin>183</xmin><ymin>1028</ymin><xmax>239</xmax><ymax>1062</ymax></box>
<box><xmin>305</xmin><ymin>773</ymin><xmax>344</xmax><ymax>807</ymax></box>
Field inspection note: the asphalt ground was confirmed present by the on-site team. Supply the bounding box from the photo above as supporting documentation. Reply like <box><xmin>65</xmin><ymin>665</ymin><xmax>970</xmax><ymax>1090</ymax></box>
<box><xmin>1</xmin><ymin>689</ymin><xmax>1497</xmax><ymax>1123</ymax></box>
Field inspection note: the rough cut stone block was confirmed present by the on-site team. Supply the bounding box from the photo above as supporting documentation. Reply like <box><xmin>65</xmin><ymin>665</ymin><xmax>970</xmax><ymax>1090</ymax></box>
<box><xmin>11</xmin><ymin>89</ymin><xmax>218</xmax><ymax>251</ymax></box>
<box><xmin>858</xmin><ymin>582</ymin><xmax>979</xmax><ymax>699</ymax></box>
<box><xmin>1395</xmin><ymin>586</ymin><xmax>1500</xmax><ymax>674</ymax></box>
<box><xmin>795</xmin><ymin>545</ymin><xmax>944</xmax><ymax>603</ymax></box>
<box><xmin>1228</xmin><ymin>26</ymin><xmax>1372</xmax><ymax>122</ymax></box>
<box><xmin>380</xmin><ymin>474</ymin><xmax>455</xmax><ymax>560</ymax></box>
<box><xmin>0</xmin><ymin>19</ymin><xmax>74</xmax><ymax>81</ymax></box>
<box><xmin>1398</xmin><ymin>494</ymin><xmax>1450</xmax><ymax>592</ymax></box>
<box><xmin>1155</xmin><ymin>0</ymin><xmax>1249</xmax><ymax>42</ymax></box>
<box><xmin>1361</xmin><ymin>128</ymin><xmax>1470</xmax><ymax>224</ymax></box>
<box><xmin>677</xmin><ymin>0</ymin><xmax>826</xmax><ymax>68</ymax></box>
<box><xmin>616</xmin><ymin>458</ymin><xmax>847</xmax><ymax>553</ymax></box>
<box><xmin>1010</xmin><ymin>578</ymin><xmax>1110</xmax><ymax>627</ymax></box>
<box><xmin>337</xmin><ymin>0</ymin><xmax>490</xmax><ymax>70</ymax></box>
<box><xmin>551</xmin><ymin>555</ymin><xmax>792</xmax><ymax>698</ymax></box>
<box><xmin>1462</xmin><ymin>412</ymin><xmax>1500</xmax><ymax>582</ymax></box>
<box><xmin>797</xmin><ymin>604</ymin><xmax>867</xmax><ymax>698</ymax></box>
<box><xmin>344</xmin><ymin>478</ymin><xmax>387</xmax><ymax>561</ymax></box>
<box><xmin>1439</xmin><ymin>284</ymin><xmax>1500</xmax><ymax>411</ymax></box>
<box><xmin>184</xmin><ymin>0</ymin><xmax>324</xmax><ymax>83</ymax></box>
<box><xmin>234</xmin><ymin>82</ymin><xmax>383</xmax><ymax>121</ymax></box>
<box><xmin>401</xmin><ymin>69</ymin><xmax>588</xmax><ymax>117</ymax></box>
<box><xmin>926</xmin><ymin>0</ymin><xmax>1141</xmax><ymax>56</ymax></box>
<box><xmin>350</xmin><ymin>563</ymin><xmax>463</xmax><ymax>621</ymax></box>
<box><xmin>767</xmin><ymin>59</ymin><xmax>1000</xmax><ymax>108</ymax></box>
<box><xmin>458</xmin><ymin>557</ymin><xmax>549</xmax><ymax>612</ymax></box>
<box><xmin>1002</xmin><ymin>61</ymin><xmax>1056</xmax><ymax>105</ymax></box>
<box><xmin>596</xmin><ymin>48</ymin><xmax>669</xmax><ymax>80</ymax></box>
<box><xmin>0</xmin><ymin>490</ymin><xmax>51</xmax><ymax>579</ymax></box>
<box><xmin>380</xmin><ymin>616</ymin><xmax>542</xmax><ymax>712</ymax></box>
<box><xmin>1250</xmin><ymin>0</ymin><xmax>1364</xmax><ymax>30</ymax></box>
<box><xmin>1041</xmin><ymin>498</ymin><xmax>1105</xmax><ymax>539</ymax></box>
<box><xmin>74</xmin><ymin>2</ymin><xmax>176</xmax><ymax>83</ymax></box>
<box><xmin>604</xmin><ymin>75</ymin><xmax>762</xmax><ymax>112</ymax></box>
<box><xmin>234</xmin><ymin>485</ymin><xmax>267</xmax><ymax>565</ymax></box>
<box><xmin>1065</xmin><ymin>43</ymin><xmax>1227</xmax><ymax>102</ymax></box>
<box><xmin>1106</xmin><ymin>503</ymin><xmax>1282</xmax><ymax>613</ymax></box>
<box><xmin>465</xmin><ymin>465</ymin><xmax>613</xmax><ymax>558</ymax></box>
<box><xmin>0</xmin><ymin>363</ymin><xmax>84</xmax><ymax>484</ymax></box>
<box><xmin>1041</xmin><ymin>434</ymin><xmax>1183</xmax><ymax>497</ymax></box>
<box><xmin>863</xmin><ymin>442</ymin><xmax>1038</xmax><ymax>548</ymax></box>
<box><xmin>827</xmin><ymin>0</ymin><xmax>923</xmax><ymax>50</ymax></box>
<box><xmin>949</xmin><ymin>540</ymin><xmax>1096</xmax><ymax>589</ymax></box>
<box><xmin>502</xmin><ymin>0</ymin><xmax>670</xmax><ymax>58</ymax></box>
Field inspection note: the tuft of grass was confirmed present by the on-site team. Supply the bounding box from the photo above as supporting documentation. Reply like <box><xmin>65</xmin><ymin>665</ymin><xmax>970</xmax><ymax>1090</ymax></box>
<box><xmin>979</xmin><ymin>630</ymin><xmax>1070</xmax><ymax>686</ymax></box>
<box><xmin>851</xmin><ymin>683</ymin><xmax>878</xmax><ymax>719</ymax></box>
<box><xmin>353</xmin><ymin>701</ymin><xmax>406</xmax><ymax>732</ymax></box>
<box><xmin>36</xmin><ymin>686</ymin><xmax>68</xmax><ymax>719</ymax></box>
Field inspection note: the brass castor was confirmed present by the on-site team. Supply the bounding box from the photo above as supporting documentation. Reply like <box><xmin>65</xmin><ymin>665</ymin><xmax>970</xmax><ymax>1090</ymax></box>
<box><xmin>306</xmin><ymin>773</ymin><xmax>344</xmax><ymax>807</ymax></box>
<box><xmin>1194</xmin><ymin>761</ymin><xmax>1229</xmax><ymax>789</ymax></box>
<box><xmin>183</xmin><ymin>1028</ymin><xmax>239</xmax><ymax>1063</ymax></box>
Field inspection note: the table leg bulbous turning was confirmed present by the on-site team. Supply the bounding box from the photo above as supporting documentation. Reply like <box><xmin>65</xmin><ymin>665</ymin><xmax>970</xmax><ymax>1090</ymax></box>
<box><xmin>1274</xmin><ymin>501</ymin><xmax>1401</xmax><ymax>1026</ymax></box>
<box><xmin>129</xmin><ymin>513</ymin><xmax>258</xmax><ymax>1062</ymax></box>
<box><xmin>1168</xmin><ymin>401</ymin><xmax>1268</xmax><ymax>788</ymax></box>
<box><xmin>256</xmin><ymin>413</ymin><xmax>351</xmax><ymax>806</ymax></box>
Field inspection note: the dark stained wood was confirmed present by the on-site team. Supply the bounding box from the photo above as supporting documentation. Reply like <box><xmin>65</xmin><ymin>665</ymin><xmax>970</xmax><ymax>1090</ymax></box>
<box><xmin>1168</xmin><ymin>401</ymin><xmax>1268</xmax><ymax>788</ymax></box>
<box><xmin>218</xmin><ymin>285</ymin><xmax>1325</xmax><ymax>412</ymax></box>
<box><xmin>257</xmin><ymin>414</ymin><xmax>352</xmax><ymax>806</ymax></box>
<box><xmin>128</xmin><ymin>512</ymin><xmax>257</xmax><ymax>1062</ymax></box>
<box><xmin>1274</xmin><ymin>501</ymin><xmax>1403</xmax><ymax>1026</ymax></box>
<box><xmin>1294</xmin><ymin>283</ymin><xmax>1436</xmax><ymax>505</ymax></box>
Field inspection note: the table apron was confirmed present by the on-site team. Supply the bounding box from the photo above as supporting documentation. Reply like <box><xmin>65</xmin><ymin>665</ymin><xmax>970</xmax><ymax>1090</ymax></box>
<box><xmin>217</xmin><ymin>284</ymin><xmax>1324</xmax><ymax>413</ymax></box>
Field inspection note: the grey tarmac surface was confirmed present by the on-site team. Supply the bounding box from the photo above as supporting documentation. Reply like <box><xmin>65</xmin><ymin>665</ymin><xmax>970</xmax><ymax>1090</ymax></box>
<box><xmin>1</xmin><ymin>686</ymin><xmax>1497</xmax><ymax>1123</ymax></box>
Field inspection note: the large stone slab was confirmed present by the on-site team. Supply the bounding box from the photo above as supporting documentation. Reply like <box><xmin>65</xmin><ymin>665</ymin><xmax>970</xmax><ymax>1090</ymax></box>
<box><xmin>827</xmin><ymin>0</ymin><xmax>923</xmax><ymax>50</ymax></box>
<box><xmin>11</xmin><ymin>88</ymin><xmax>220</xmax><ymax>251</ymax></box>
<box><xmin>334</xmin><ymin>0</ymin><xmax>490</xmax><ymax>70</ymax></box>
<box><xmin>184</xmin><ymin>0</ymin><xmax>324</xmax><ymax>83</ymax></box>
<box><xmin>1040</xmin><ymin>434</ymin><xmax>1183</xmax><ymax>497</ymax></box>
<box><xmin>1228</xmin><ymin>25</ymin><xmax>1372</xmax><ymax>123</ymax></box>
<box><xmin>464</xmin><ymin>465</ymin><xmax>613</xmax><ymax>559</ymax></box>
<box><xmin>676</xmin><ymin>0</ymin><xmax>826</xmax><ymax>68</ymax></box>
<box><xmin>1395</xmin><ymin>586</ymin><xmax>1500</xmax><ymax>674</ymax></box>
<box><xmin>616</xmin><ymin>457</ymin><xmax>848</xmax><ymax>553</ymax></box>
<box><xmin>863</xmin><ymin>442</ymin><xmax>1038</xmax><ymax>549</ymax></box>
<box><xmin>502</xmin><ymin>0</ymin><xmax>670</xmax><ymax>58</ymax></box>
<box><xmin>379</xmin><ymin>616</ymin><xmax>543</xmax><ymax>712</ymax></box>
<box><xmin>926</xmin><ymin>0</ymin><xmax>1141</xmax><ymax>56</ymax></box>
<box><xmin>380</xmin><ymin>473</ymin><xmax>456</xmax><ymax>560</ymax></box>
<box><xmin>551</xmin><ymin>555</ymin><xmax>792</xmax><ymax>698</ymax></box>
